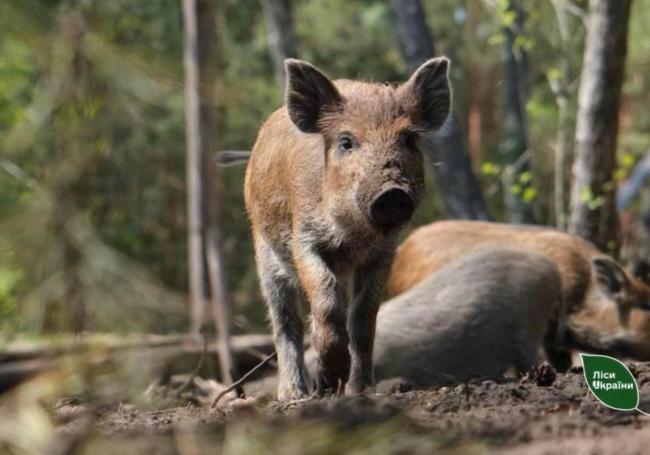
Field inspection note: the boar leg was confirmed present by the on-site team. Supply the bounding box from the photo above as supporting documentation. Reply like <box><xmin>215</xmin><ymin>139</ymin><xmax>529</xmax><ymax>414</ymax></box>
<box><xmin>295</xmin><ymin>251</ymin><xmax>350</xmax><ymax>396</ymax></box>
<box><xmin>256</xmin><ymin>239</ymin><xmax>308</xmax><ymax>400</ymax></box>
<box><xmin>347</xmin><ymin>255</ymin><xmax>393</xmax><ymax>394</ymax></box>
<box><xmin>543</xmin><ymin>322</ymin><xmax>572</xmax><ymax>372</ymax></box>
<box><xmin>544</xmin><ymin>297</ymin><xmax>572</xmax><ymax>372</ymax></box>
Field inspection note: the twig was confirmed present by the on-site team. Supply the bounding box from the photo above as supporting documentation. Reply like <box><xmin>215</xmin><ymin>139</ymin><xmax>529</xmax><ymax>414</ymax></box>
<box><xmin>175</xmin><ymin>334</ymin><xmax>208</xmax><ymax>397</ymax></box>
<box><xmin>243</xmin><ymin>347</ymin><xmax>278</xmax><ymax>368</ymax></box>
<box><xmin>509</xmin><ymin>149</ymin><xmax>532</xmax><ymax>174</ymax></box>
<box><xmin>214</xmin><ymin>150</ymin><xmax>251</xmax><ymax>167</ymax></box>
<box><xmin>210</xmin><ymin>351</ymin><xmax>277</xmax><ymax>408</ymax></box>
<box><xmin>0</xmin><ymin>158</ymin><xmax>37</xmax><ymax>188</ymax></box>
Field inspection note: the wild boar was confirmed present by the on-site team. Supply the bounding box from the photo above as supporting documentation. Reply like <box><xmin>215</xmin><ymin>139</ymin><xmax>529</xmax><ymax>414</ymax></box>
<box><xmin>387</xmin><ymin>220</ymin><xmax>650</xmax><ymax>369</ymax></box>
<box><xmin>300</xmin><ymin>246</ymin><xmax>559</xmax><ymax>388</ymax></box>
<box><xmin>245</xmin><ymin>58</ymin><xmax>452</xmax><ymax>399</ymax></box>
<box><xmin>561</xmin><ymin>296</ymin><xmax>650</xmax><ymax>362</ymax></box>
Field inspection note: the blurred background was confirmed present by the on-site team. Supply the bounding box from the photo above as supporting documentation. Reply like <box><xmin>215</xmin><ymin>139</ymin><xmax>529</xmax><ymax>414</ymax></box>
<box><xmin>0</xmin><ymin>0</ymin><xmax>649</xmax><ymax>340</ymax></box>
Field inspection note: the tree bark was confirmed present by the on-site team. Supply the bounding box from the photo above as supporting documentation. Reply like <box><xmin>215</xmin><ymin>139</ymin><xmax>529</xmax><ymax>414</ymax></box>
<box><xmin>262</xmin><ymin>0</ymin><xmax>296</xmax><ymax>91</ymax></box>
<box><xmin>389</xmin><ymin>0</ymin><xmax>490</xmax><ymax>221</ymax></box>
<box><xmin>197</xmin><ymin>0</ymin><xmax>236</xmax><ymax>384</ymax></box>
<box><xmin>425</xmin><ymin>118</ymin><xmax>490</xmax><ymax>220</ymax></box>
<box><xmin>499</xmin><ymin>0</ymin><xmax>534</xmax><ymax>224</ymax></box>
<box><xmin>182</xmin><ymin>0</ymin><xmax>208</xmax><ymax>336</ymax></box>
<box><xmin>568</xmin><ymin>0</ymin><xmax>632</xmax><ymax>254</ymax></box>
<box><xmin>550</xmin><ymin>0</ymin><xmax>573</xmax><ymax>231</ymax></box>
<box><xmin>554</xmin><ymin>92</ymin><xmax>570</xmax><ymax>230</ymax></box>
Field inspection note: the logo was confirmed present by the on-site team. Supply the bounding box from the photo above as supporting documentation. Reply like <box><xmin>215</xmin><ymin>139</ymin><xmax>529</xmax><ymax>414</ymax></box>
<box><xmin>581</xmin><ymin>353</ymin><xmax>649</xmax><ymax>415</ymax></box>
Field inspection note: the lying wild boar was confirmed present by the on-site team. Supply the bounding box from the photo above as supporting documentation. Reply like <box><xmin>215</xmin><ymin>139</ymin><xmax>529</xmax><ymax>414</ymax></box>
<box><xmin>245</xmin><ymin>58</ymin><xmax>452</xmax><ymax>398</ymax></box>
<box><xmin>387</xmin><ymin>220</ymin><xmax>650</xmax><ymax>369</ymax></box>
<box><xmin>372</xmin><ymin>246</ymin><xmax>559</xmax><ymax>386</ymax></box>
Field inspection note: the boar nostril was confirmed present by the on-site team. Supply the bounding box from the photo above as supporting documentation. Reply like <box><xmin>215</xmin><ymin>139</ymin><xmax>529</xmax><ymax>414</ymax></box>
<box><xmin>370</xmin><ymin>188</ymin><xmax>415</xmax><ymax>227</ymax></box>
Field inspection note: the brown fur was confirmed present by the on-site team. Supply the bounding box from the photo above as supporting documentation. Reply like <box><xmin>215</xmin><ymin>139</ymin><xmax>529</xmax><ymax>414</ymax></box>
<box><xmin>387</xmin><ymin>220</ymin><xmax>650</xmax><ymax>366</ymax></box>
<box><xmin>245</xmin><ymin>58</ymin><xmax>451</xmax><ymax>399</ymax></box>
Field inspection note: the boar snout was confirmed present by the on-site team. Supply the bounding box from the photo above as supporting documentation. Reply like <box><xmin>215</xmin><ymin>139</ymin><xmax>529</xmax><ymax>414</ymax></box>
<box><xmin>369</xmin><ymin>187</ymin><xmax>415</xmax><ymax>227</ymax></box>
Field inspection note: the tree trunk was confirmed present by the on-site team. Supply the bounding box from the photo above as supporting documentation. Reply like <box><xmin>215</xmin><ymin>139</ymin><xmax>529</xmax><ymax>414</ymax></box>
<box><xmin>196</xmin><ymin>0</ymin><xmax>236</xmax><ymax>383</ymax></box>
<box><xmin>568</xmin><ymin>0</ymin><xmax>632</xmax><ymax>255</ymax></box>
<box><xmin>550</xmin><ymin>0</ymin><xmax>573</xmax><ymax>231</ymax></box>
<box><xmin>181</xmin><ymin>0</ymin><xmax>208</xmax><ymax>336</ymax></box>
<box><xmin>425</xmin><ymin>118</ymin><xmax>490</xmax><ymax>220</ymax></box>
<box><xmin>499</xmin><ymin>0</ymin><xmax>534</xmax><ymax>224</ymax></box>
<box><xmin>389</xmin><ymin>0</ymin><xmax>490</xmax><ymax>221</ymax></box>
<box><xmin>554</xmin><ymin>93</ymin><xmax>570</xmax><ymax>230</ymax></box>
<box><xmin>46</xmin><ymin>8</ymin><xmax>86</xmax><ymax>333</ymax></box>
<box><xmin>262</xmin><ymin>0</ymin><xmax>296</xmax><ymax>91</ymax></box>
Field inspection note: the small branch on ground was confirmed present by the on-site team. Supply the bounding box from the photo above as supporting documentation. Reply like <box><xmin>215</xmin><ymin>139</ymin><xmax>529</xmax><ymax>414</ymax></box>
<box><xmin>211</xmin><ymin>351</ymin><xmax>277</xmax><ymax>408</ymax></box>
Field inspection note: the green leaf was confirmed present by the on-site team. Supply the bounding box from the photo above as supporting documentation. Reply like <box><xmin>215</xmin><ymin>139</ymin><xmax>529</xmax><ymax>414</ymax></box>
<box><xmin>522</xmin><ymin>187</ymin><xmax>537</xmax><ymax>202</ymax></box>
<box><xmin>602</xmin><ymin>181</ymin><xmax>615</xmax><ymax>193</ymax></box>
<box><xmin>546</xmin><ymin>67</ymin><xmax>562</xmax><ymax>82</ymax></box>
<box><xmin>488</xmin><ymin>34</ymin><xmax>505</xmax><ymax>46</ymax></box>
<box><xmin>587</xmin><ymin>195</ymin><xmax>605</xmax><ymax>210</ymax></box>
<box><xmin>620</xmin><ymin>152</ymin><xmax>635</xmax><ymax>169</ymax></box>
<box><xmin>481</xmin><ymin>161</ymin><xmax>501</xmax><ymax>176</ymax></box>
<box><xmin>581</xmin><ymin>354</ymin><xmax>639</xmax><ymax>411</ymax></box>
<box><xmin>579</xmin><ymin>186</ymin><xmax>593</xmax><ymax>203</ymax></box>
<box><xmin>614</xmin><ymin>167</ymin><xmax>628</xmax><ymax>181</ymax></box>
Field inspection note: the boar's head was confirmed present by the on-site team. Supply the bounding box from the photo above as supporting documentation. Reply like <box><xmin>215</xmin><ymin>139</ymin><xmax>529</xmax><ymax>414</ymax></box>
<box><xmin>284</xmin><ymin>57</ymin><xmax>451</xmax><ymax>234</ymax></box>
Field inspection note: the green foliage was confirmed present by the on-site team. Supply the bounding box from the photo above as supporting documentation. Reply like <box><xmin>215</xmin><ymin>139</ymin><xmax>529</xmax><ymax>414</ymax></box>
<box><xmin>579</xmin><ymin>186</ymin><xmax>605</xmax><ymax>210</ymax></box>
<box><xmin>481</xmin><ymin>161</ymin><xmax>501</xmax><ymax>176</ymax></box>
<box><xmin>1</xmin><ymin>0</ymin><xmax>650</xmax><ymax>334</ymax></box>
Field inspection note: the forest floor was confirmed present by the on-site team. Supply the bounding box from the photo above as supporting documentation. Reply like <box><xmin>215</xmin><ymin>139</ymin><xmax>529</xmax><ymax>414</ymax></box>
<box><xmin>48</xmin><ymin>362</ymin><xmax>650</xmax><ymax>454</ymax></box>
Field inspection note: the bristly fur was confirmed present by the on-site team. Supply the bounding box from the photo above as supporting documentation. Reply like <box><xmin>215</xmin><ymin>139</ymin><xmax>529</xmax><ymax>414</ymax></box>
<box><xmin>245</xmin><ymin>58</ymin><xmax>452</xmax><ymax>399</ymax></box>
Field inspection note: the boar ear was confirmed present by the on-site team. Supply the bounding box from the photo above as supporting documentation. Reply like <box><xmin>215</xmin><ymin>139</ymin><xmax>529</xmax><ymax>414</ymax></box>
<box><xmin>400</xmin><ymin>57</ymin><xmax>451</xmax><ymax>132</ymax></box>
<box><xmin>284</xmin><ymin>59</ymin><xmax>343</xmax><ymax>133</ymax></box>
<box><xmin>592</xmin><ymin>256</ymin><xmax>630</xmax><ymax>299</ymax></box>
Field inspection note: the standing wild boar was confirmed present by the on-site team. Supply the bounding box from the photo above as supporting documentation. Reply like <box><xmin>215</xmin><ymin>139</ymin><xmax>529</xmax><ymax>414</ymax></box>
<box><xmin>245</xmin><ymin>58</ymin><xmax>452</xmax><ymax>399</ymax></box>
<box><xmin>373</xmin><ymin>246</ymin><xmax>560</xmax><ymax>385</ymax></box>
<box><xmin>387</xmin><ymin>220</ymin><xmax>650</xmax><ymax>369</ymax></box>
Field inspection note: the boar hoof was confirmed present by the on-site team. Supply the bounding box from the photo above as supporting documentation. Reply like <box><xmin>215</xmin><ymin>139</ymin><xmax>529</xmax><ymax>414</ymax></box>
<box><xmin>314</xmin><ymin>370</ymin><xmax>346</xmax><ymax>397</ymax></box>
<box><xmin>345</xmin><ymin>377</ymin><xmax>374</xmax><ymax>395</ymax></box>
<box><xmin>315</xmin><ymin>364</ymin><xmax>350</xmax><ymax>397</ymax></box>
<box><xmin>277</xmin><ymin>382</ymin><xmax>309</xmax><ymax>401</ymax></box>
<box><xmin>278</xmin><ymin>388</ymin><xmax>308</xmax><ymax>401</ymax></box>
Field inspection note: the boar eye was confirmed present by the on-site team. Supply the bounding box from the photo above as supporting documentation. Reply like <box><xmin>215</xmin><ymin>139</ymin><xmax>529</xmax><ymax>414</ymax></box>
<box><xmin>338</xmin><ymin>134</ymin><xmax>355</xmax><ymax>152</ymax></box>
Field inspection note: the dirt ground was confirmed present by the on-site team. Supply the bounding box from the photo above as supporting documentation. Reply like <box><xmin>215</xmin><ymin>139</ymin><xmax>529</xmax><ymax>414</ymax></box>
<box><xmin>50</xmin><ymin>362</ymin><xmax>650</xmax><ymax>454</ymax></box>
